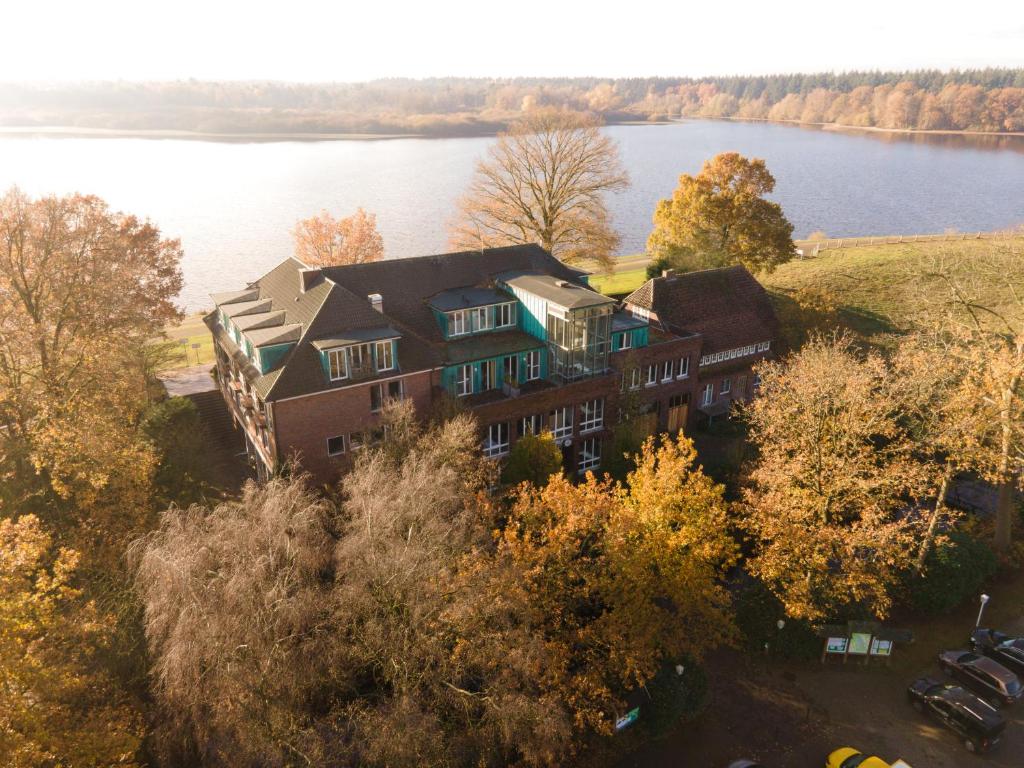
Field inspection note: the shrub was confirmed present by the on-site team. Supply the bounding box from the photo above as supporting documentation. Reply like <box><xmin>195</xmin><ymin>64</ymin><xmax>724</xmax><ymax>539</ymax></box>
<box><xmin>905</xmin><ymin>531</ymin><xmax>998</xmax><ymax>615</ymax></box>
<box><xmin>640</xmin><ymin>659</ymin><xmax>708</xmax><ymax>738</ymax></box>
<box><xmin>501</xmin><ymin>431</ymin><xmax>563</xmax><ymax>487</ymax></box>
<box><xmin>733</xmin><ymin>576</ymin><xmax>820</xmax><ymax>660</ymax></box>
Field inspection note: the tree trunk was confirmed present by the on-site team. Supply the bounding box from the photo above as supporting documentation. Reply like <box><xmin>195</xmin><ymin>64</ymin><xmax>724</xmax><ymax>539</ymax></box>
<box><xmin>916</xmin><ymin>469</ymin><xmax>952</xmax><ymax>574</ymax></box>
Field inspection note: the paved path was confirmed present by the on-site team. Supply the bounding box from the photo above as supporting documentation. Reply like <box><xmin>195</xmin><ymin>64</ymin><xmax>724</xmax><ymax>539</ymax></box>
<box><xmin>158</xmin><ymin>364</ymin><xmax>216</xmax><ymax>397</ymax></box>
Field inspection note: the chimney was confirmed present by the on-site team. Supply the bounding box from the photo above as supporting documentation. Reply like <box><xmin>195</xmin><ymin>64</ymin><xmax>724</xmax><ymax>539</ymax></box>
<box><xmin>299</xmin><ymin>268</ymin><xmax>320</xmax><ymax>293</ymax></box>
<box><xmin>661</xmin><ymin>269</ymin><xmax>676</xmax><ymax>279</ymax></box>
<box><xmin>368</xmin><ymin>293</ymin><xmax>383</xmax><ymax>313</ymax></box>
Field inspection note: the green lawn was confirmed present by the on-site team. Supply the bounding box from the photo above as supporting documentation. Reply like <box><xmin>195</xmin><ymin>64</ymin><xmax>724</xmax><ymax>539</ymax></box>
<box><xmin>587</xmin><ymin>267</ymin><xmax>647</xmax><ymax>297</ymax></box>
<box><xmin>762</xmin><ymin>237</ymin><xmax>1024</xmax><ymax>340</ymax></box>
<box><xmin>163</xmin><ymin>312</ymin><xmax>215</xmax><ymax>368</ymax></box>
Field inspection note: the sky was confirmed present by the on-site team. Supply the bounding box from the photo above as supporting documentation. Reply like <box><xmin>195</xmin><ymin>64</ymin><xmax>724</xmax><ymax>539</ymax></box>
<box><xmin>4</xmin><ymin>0</ymin><xmax>1024</xmax><ymax>82</ymax></box>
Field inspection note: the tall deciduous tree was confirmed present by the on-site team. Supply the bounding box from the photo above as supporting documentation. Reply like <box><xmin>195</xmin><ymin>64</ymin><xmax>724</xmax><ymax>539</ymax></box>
<box><xmin>293</xmin><ymin>207</ymin><xmax>384</xmax><ymax>267</ymax></box>
<box><xmin>908</xmin><ymin>247</ymin><xmax>1024</xmax><ymax>553</ymax></box>
<box><xmin>449</xmin><ymin>110</ymin><xmax>629</xmax><ymax>270</ymax></box>
<box><xmin>742</xmin><ymin>336</ymin><xmax>927</xmax><ymax>621</ymax></box>
<box><xmin>647</xmin><ymin>152</ymin><xmax>795</xmax><ymax>274</ymax></box>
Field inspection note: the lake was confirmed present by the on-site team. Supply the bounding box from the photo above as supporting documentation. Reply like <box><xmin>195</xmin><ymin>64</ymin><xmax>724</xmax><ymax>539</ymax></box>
<box><xmin>2</xmin><ymin>120</ymin><xmax>1023</xmax><ymax>311</ymax></box>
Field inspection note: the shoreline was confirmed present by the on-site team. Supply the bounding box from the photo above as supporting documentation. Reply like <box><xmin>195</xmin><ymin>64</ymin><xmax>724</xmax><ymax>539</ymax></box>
<box><xmin>3</xmin><ymin>118</ymin><xmax>1021</xmax><ymax>143</ymax></box>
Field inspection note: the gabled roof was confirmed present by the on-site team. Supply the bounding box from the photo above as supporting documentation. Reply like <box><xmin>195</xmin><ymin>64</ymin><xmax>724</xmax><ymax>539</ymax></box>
<box><xmin>320</xmin><ymin>244</ymin><xmax>590</xmax><ymax>344</ymax></box>
<box><xmin>624</xmin><ymin>265</ymin><xmax>777</xmax><ymax>353</ymax></box>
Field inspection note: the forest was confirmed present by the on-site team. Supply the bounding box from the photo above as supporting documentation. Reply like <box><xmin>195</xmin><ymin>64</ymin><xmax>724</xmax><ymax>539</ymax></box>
<box><xmin>2</xmin><ymin>69</ymin><xmax>1023</xmax><ymax>136</ymax></box>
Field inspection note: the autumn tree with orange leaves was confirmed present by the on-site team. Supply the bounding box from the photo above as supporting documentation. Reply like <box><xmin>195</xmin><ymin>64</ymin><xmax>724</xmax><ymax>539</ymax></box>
<box><xmin>292</xmin><ymin>207</ymin><xmax>384</xmax><ymax>267</ymax></box>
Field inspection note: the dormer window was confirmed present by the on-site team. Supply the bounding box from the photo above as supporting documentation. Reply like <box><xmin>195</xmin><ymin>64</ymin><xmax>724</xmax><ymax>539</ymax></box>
<box><xmin>375</xmin><ymin>340</ymin><xmax>395</xmax><ymax>372</ymax></box>
<box><xmin>496</xmin><ymin>302</ymin><xmax>516</xmax><ymax>328</ymax></box>
<box><xmin>448</xmin><ymin>311</ymin><xmax>468</xmax><ymax>337</ymax></box>
<box><xmin>327</xmin><ymin>343</ymin><xmax>374</xmax><ymax>381</ymax></box>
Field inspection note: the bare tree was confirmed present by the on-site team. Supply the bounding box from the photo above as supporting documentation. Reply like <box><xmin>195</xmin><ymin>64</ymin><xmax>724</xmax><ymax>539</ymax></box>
<box><xmin>449</xmin><ymin>110</ymin><xmax>629</xmax><ymax>270</ymax></box>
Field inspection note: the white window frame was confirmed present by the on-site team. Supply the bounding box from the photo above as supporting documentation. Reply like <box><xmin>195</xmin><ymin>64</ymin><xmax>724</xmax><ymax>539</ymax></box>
<box><xmin>375</xmin><ymin>340</ymin><xmax>395</xmax><ymax>372</ymax></box>
<box><xmin>550</xmin><ymin>406</ymin><xmax>573</xmax><ymax>439</ymax></box>
<box><xmin>525</xmin><ymin>350</ymin><xmax>541</xmax><ymax>381</ymax></box>
<box><xmin>496</xmin><ymin>302</ymin><xmax>516</xmax><ymax>328</ymax></box>
<box><xmin>580</xmin><ymin>399</ymin><xmax>604</xmax><ymax>433</ymax></box>
<box><xmin>474</xmin><ymin>306</ymin><xmax>491</xmax><ymax>332</ymax></box>
<box><xmin>327</xmin><ymin>434</ymin><xmax>346</xmax><ymax>456</ymax></box>
<box><xmin>721</xmin><ymin>378</ymin><xmax>731</xmax><ymax>395</ymax></box>
<box><xmin>503</xmin><ymin>354</ymin><xmax>518</xmax><ymax>384</ymax></box>
<box><xmin>328</xmin><ymin>348</ymin><xmax>348</xmax><ymax>381</ymax></box>
<box><xmin>578</xmin><ymin>436</ymin><xmax>601</xmax><ymax>472</ymax></box>
<box><xmin>483</xmin><ymin>422</ymin><xmax>510</xmax><ymax>458</ymax></box>
<box><xmin>661</xmin><ymin>359</ymin><xmax>675</xmax><ymax>382</ymax></box>
<box><xmin>455</xmin><ymin>364</ymin><xmax>473</xmax><ymax>397</ymax></box>
<box><xmin>630</xmin><ymin>367</ymin><xmax>641</xmax><ymax>390</ymax></box>
<box><xmin>518</xmin><ymin>414</ymin><xmax>544</xmax><ymax>436</ymax></box>
<box><xmin>349</xmin><ymin>432</ymin><xmax>365</xmax><ymax>451</ymax></box>
<box><xmin>480</xmin><ymin>359</ymin><xmax>497</xmax><ymax>391</ymax></box>
<box><xmin>448</xmin><ymin>310</ymin><xmax>468</xmax><ymax>337</ymax></box>
<box><xmin>645</xmin><ymin>364</ymin><xmax>657</xmax><ymax>387</ymax></box>
<box><xmin>619</xmin><ymin>331</ymin><xmax>632</xmax><ymax>350</ymax></box>
<box><xmin>702</xmin><ymin>383</ymin><xmax>714</xmax><ymax>406</ymax></box>
<box><xmin>678</xmin><ymin>356</ymin><xmax>690</xmax><ymax>379</ymax></box>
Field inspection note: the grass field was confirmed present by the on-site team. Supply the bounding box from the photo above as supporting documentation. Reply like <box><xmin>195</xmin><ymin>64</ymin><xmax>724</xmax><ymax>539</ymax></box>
<box><xmin>587</xmin><ymin>267</ymin><xmax>647</xmax><ymax>296</ymax></box>
<box><xmin>762</xmin><ymin>237</ymin><xmax>1024</xmax><ymax>340</ymax></box>
<box><xmin>163</xmin><ymin>312</ymin><xmax>215</xmax><ymax>368</ymax></box>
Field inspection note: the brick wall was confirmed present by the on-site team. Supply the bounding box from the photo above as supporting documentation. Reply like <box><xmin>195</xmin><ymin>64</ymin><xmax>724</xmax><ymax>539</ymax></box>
<box><xmin>271</xmin><ymin>369</ymin><xmax>435</xmax><ymax>483</ymax></box>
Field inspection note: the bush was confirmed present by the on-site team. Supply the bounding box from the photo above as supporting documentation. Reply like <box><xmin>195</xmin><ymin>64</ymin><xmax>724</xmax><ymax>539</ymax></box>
<box><xmin>501</xmin><ymin>431</ymin><xmax>563</xmax><ymax>487</ymax></box>
<box><xmin>733</xmin><ymin>576</ymin><xmax>820</xmax><ymax>660</ymax></box>
<box><xmin>140</xmin><ymin>396</ymin><xmax>208</xmax><ymax>503</ymax></box>
<box><xmin>905</xmin><ymin>531</ymin><xmax>998</xmax><ymax>615</ymax></box>
<box><xmin>640</xmin><ymin>659</ymin><xmax>708</xmax><ymax>738</ymax></box>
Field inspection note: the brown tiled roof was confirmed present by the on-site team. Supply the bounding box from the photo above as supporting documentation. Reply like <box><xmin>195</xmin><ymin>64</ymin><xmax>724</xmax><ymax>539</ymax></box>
<box><xmin>625</xmin><ymin>265</ymin><xmax>777</xmax><ymax>354</ymax></box>
<box><xmin>320</xmin><ymin>244</ymin><xmax>588</xmax><ymax>344</ymax></box>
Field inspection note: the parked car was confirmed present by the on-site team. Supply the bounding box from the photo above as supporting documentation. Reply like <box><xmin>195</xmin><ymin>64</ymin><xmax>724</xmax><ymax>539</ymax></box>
<box><xmin>938</xmin><ymin>649</ymin><xmax>1023</xmax><ymax>705</ymax></box>
<box><xmin>907</xmin><ymin>677</ymin><xmax>1005</xmax><ymax>753</ymax></box>
<box><xmin>970</xmin><ymin>628</ymin><xmax>1024</xmax><ymax>676</ymax></box>
<box><xmin>824</xmin><ymin>748</ymin><xmax>911</xmax><ymax>768</ymax></box>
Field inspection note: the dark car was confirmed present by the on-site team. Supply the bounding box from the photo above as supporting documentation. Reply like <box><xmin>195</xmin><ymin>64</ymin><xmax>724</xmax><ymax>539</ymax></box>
<box><xmin>908</xmin><ymin>677</ymin><xmax>1005</xmax><ymax>753</ymax></box>
<box><xmin>938</xmin><ymin>649</ymin><xmax>1023</xmax><ymax>705</ymax></box>
<box><xmin>971</xmin><ymin>628</ymin><xmax>1024</xmax><ymax>676</ymax></box>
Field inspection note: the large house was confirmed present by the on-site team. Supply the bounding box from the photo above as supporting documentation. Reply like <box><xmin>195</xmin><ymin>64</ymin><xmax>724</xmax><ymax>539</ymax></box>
<box><xmin>205</xmin><ymin>245</ymin><xmax>777</xmax><ymax>483</ymax></box>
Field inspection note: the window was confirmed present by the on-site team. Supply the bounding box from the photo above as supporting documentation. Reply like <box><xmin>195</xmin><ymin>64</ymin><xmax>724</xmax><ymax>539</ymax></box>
<box><xmin>645</xmin><ymin>364</ymin><xmax>657</xmax><ymax>387</ymax></box>
<box><xmin>503</xmin><ymin>355</ymin><xmax>518</xmax><ymax>384</ymax></box>
<box><xmin>580</xmin><ymin>399</ymin><xmax>604</xmax><ymax>432</ymax></box>
<box><xmin>327</xmin><ymin>435</ymin><xmax>345</xmax><ymax>456</ymax></box>
<box><xmin>518</xmin><ymin>414</ymin><xmax>544</xmax><ymax>437</ymax></box>
<box><xmin>720</xmin><ymin>378</ymin><xmax>731</xmax><ymax>395</ymax></box>
<box><xmin>550</xmin><ymin>406</ymin><xmax>573</xmax><ymax>439</ymax></box>
<box><xmin>480</xmin><ymin>360</ymin><xmax>497</xmax><ymax>391</ymax></box>
<box><xmin>752</xmin><ymin>373</ymin><xmax>762</xmax><ymax>391</ymax></box>
<box><xmin>448</xmin><ymin>310</ymin><xmax>467</xmax><ymax>337</ymax></box>
<box><xmin>619</xmin><ymin>331</ymin><xmax>632</xmax><ymax>350</ymax></box>
<box><xmin>702</xmin><ymin>384</ymin><xmax>714</xmax><ymax>406</ymax></box>
<box><xmin>661</xmin><ymin>359</ymin><xmax>675</xmax><ymax>382</ymax></box>
<box><xmin>474</xmin><ymin>306</ymin><xmax>491</xmax><ymax>331</ymax></box>
<box><xmin>483</xmin><ymin>422</ymin><xmax>510</xmax><ymax>458</ymax></box>
<box><xmin>736</xmin><ymin>375</ymin><xmax>747</xmax><ymax>396</ymax></box>
<box><xmin>375</xmin><ymin>340</ymin><xmax>395</xmax><ymax>372</ymax></box>
<box><xmin>455</xmin><ymin>365</ymin><xmax>473</xmax><ymax>397</ymax></box>
<box><xmin>370</xmin><ymin>379</ymin><xmax>404</xmax><ymax>412</ymax></box>
<box><xmin>349</xmin><ymin>344</ymin><xmax>371</xmax><ymax>375</ymax></box>
<box><xmin>678</xmin><ymin>356</ymin><xmax>690</xmax><ymax>378</ymax></box>
<box><xmin>496</xmin><ymin>302</ymin><xmax>515</xmax><ymax>328</ymax></box>
<box><xmin>578</xmin><ymin>436</ymin><xmax>601</xmax><ymax>472</ymax></box>
<box><xmin>525</xmin><ymin>350</ymin><xmax>541</xmax><ymax>381</ymax></box>
<box><xmin>328</xmin><ymin>348</ymin><xmax>348</xmax><ymax>381</ymax></box>
<box><xmin>629</xmin><ymin>367</ymin><xmax>641</xmax><ymax>390</ymax></box>
<box><xmin>349</xmin><ymin>432</ymin><xmax>365</xmax><ymax>451</ymax></box>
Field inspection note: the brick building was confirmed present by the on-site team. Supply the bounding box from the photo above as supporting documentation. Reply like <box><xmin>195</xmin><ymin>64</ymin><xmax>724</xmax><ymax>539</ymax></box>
<box><xmin>205</xmin><ymin>246</ymin><xmax>777</xmax><ymax>483</ymax></box>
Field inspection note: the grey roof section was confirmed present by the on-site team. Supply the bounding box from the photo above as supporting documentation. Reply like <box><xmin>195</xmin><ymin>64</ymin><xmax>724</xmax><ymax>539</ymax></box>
<box><xmin>428</xmin><ymin>286</ymin><xmax>515</xmax><ymax>313</ymax></box>
<box><xmin>443</xmin><ymin>331</ymin><xmax>544</xmax><ymax>365</ymax></box>
<box><xmin>497</xmin><ymin>270</ymin><xmax>613</xmax><ymax>310</ymax></box>
<box><xmin>222</xmin><ymin>298</ymin><xmax>273</xmax><ymax>318</ymax></box>
<box><xmin>211</xmin><ymin>288</ymin><xmax>259</xmax><ymax>306</ymax></box>
<box><xmin>611</xmin><ymin>311</ymin><xmax>648</xmax><ymax>332</ymax></box>
<box><xmin>233</xmin><ymin>310</ymin><xmax>287</xmax><ymax>332</ymax></box>
<box><xmin>245</xmin><ymin>324</ymin><xmax>303</xmax><ymax>347</ymax></box>
<box><xmin>310</xmin><ymin>326</ymin><xmax>401</xmax><ymax>350</ymax></box>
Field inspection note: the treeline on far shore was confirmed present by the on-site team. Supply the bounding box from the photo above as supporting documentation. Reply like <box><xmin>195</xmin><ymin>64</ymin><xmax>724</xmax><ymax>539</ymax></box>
<box><xmin>2</xmin><ymin>69</ymin><xmax>1023</xmax><ymax>136</ymax></box>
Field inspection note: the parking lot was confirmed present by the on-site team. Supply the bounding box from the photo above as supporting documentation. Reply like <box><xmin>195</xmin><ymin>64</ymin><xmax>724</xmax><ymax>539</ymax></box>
<box><xmin>620</xmin><ymin>569</ymin><xmax>1024</xmax><ymax>768</ymax></box>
